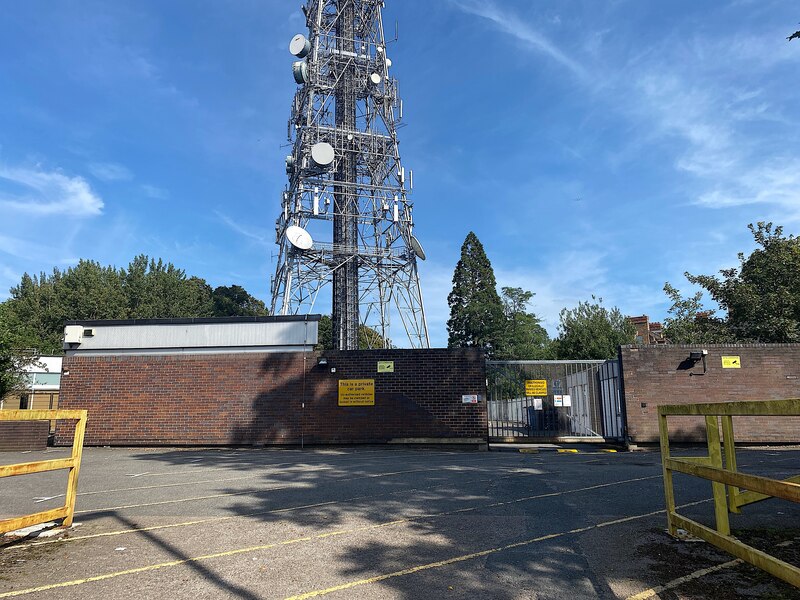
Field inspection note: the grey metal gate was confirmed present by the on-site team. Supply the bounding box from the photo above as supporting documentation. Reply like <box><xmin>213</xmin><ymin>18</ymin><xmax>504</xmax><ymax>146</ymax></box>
<box><xmin>487</xmin><ymin>360</ymin><xmax>624</xmax><ymax>442</ymax></box>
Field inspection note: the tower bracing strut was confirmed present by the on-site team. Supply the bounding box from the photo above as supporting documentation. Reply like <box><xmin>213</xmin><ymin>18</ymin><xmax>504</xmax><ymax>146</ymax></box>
<box><xmin>270</xmin><ymin>0</ymin><xmax>429</xmax><ymax>350</ymax></box>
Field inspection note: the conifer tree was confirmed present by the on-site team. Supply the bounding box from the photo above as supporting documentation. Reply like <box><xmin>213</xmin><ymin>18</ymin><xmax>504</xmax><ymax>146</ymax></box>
<box><xmin>447</xmin><ymin>232</ymin><xmax>505</xmax><ymax>354</ymax></box>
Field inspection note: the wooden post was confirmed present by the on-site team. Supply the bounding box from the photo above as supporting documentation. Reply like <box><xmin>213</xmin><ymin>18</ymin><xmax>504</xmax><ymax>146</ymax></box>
<box><xmin>658</xmin><ymin>410</ymin><xmax>677</xmax><ymax>536</ymax></box>
<box><xmin>705</xmin><ymin>415</ymin><xmax>730</xmax><ymax>536</ymax></box>
<box><xmin>721</xmin><ymin>415</ymin><xmax>741</xmax><ymax>513</ymax></box>
<box><xmin>62</xmin><ymin>411</ymin><xmax>87</xmax><ymax>527</ymax></box>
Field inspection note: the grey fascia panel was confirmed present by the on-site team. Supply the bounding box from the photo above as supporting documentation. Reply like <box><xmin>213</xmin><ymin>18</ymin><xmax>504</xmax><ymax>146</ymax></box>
<box><xmin>66</xmin><ymin>320</ymin><xmax>318</xmax><ymax>352</ymax></box>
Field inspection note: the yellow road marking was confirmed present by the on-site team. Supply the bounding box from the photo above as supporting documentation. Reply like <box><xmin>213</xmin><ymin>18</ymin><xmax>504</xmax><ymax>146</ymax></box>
<box><xmin>601</xmin><ymin>449</ymin><xmax>618</xmax><ymax>453</ymax></box>
<box><xmin>557</xmin><ymin>449</ymin><xmax>579</xmax><ymax>453</ymax></box>
<box><xmin>74</xmin><ymin>466</ymin><xmax>456</xmax><ymax>514</ymax></box>
<box><xmin>0</xmin><ymin>476</ymin><xmax>668</xmax><ymax>597</ymax></box>
<box><xmin>625</xmin><ymin>558</ymin><xmax>742</xmax><ymax>600</ymax></box>
<box><xmin>282</xmin><ymin>499</ymin><xmax>711</xmax><ymax>600</ymax></box>
<box><xmin>10</xmin><ymin>470</ymin><xmax>539</xmax><ymax>549</ymax></box>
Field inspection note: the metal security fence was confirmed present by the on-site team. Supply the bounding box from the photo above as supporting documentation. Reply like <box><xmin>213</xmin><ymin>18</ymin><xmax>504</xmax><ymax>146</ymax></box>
<box><xmin>487</xmin><ymin>360</ymin><xmax>624</xmax><ymax>442</ymax></box>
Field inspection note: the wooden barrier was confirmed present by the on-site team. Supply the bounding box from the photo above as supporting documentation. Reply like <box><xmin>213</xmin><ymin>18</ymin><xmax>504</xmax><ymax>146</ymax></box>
<box><xmin>658</xmin><ymin>399</ymin><xmax>800</xmax><ymax>588</ymax></box>
<box><xmin>0</xmin><ymin>410</ymin><xmax>87</xmax><ymax>534</ymax></box>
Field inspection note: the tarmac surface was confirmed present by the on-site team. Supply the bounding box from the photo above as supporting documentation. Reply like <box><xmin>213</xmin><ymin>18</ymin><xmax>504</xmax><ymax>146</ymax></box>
<box><xmin>1</xmin><ymin>446</ymin><xmax>799</xmax><ymax>599</ymax></box>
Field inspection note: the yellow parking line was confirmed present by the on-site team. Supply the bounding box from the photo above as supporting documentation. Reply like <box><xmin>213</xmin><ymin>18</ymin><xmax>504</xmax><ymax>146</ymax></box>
<box><xmin>283</xmin><ymin>499</ymin><xmax>711</xmax><ymax>600</ymax></box>
<box><xmin>0</xmin><ymin>475</ymin><xmax>668</xmax><ymax>598</ymax></box>
<box><xmin>625</xmin><ymin>558</ymin><xmax>742</xmax><ymax>600</ymax></box>
<box><xmin>557</xmin><ymin>449</ymin><xmax>579</xmax><ymax>453</ymax></box>
<box><xmin>11</xmin><ymin>470</ymin><xmax>538</xmax><ymax>549</ymax></box>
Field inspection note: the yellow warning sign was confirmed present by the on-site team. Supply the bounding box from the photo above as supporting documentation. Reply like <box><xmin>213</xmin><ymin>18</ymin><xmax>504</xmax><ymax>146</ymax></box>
<box><xmin>338</xmin><ymin>379</ymin><xmax>375</xmax><ymax>406</ymax></box>
<box><xmin>377</xmin><ymin>361</ymin><xmax>394</xmax><ymax>373</ymax></box>
<box><xmin>722</xmin><ymin>356</ymin><xmax>741</xmax><ymax>369</ymax></box>
<box><xmin>525</xmin><ymin>380</ymin><xmax>547</xmax><ymax>396</ymax></box>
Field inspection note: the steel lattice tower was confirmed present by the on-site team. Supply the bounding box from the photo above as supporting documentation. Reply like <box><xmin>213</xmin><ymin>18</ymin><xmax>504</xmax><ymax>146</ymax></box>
<box><xmin>270</xmin><ymin>0</ymin><xmax>429</xmax><ymax>350</ymax></box>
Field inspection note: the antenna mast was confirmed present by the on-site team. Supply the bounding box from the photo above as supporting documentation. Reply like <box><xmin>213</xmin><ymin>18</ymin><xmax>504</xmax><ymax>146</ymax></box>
<box><xmin>271</xmin><ymin>0</ymin><xmax>429</xmax><ymax>350</ymax></box>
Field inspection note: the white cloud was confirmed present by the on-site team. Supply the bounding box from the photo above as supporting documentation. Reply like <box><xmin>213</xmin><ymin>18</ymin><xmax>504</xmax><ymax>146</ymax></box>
<box><xmin>88</xmin><ymin>162</ymin><xmax>133</xmax><ymax>181</ymax></box>
<box><xmin>215</xmin><ymin>211</ymin><xmax>270</xmax><ymax>247</ymax></box>
<box><xmin>141</xmin><ymin>184</ymin><xmax>169</xmax><ymax>200</ymax></box>
<box><xmin>450</xmin><ymin>0</ymin><xmax>586</xmax><ymax>79</ymax></box>
<box><xmin>0</xmin><ymin>166</ymin><xmax>104</xmax><ymax>216</ymax></box>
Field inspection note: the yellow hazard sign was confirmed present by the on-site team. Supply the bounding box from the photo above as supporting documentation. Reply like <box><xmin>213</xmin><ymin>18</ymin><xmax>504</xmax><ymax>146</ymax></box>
<box><xmin>338</xmin><ymin>379</ymin><xmax>375</xmax><ymax>406</ymax></box>
<box><xmin>722</xmin><ymin>356</ymin><xmax>741</xmax><ymax>369</ymax></box>
<box><xmin>525</xmin><ymin>380</ymin><xmax>547</xmax><ymax>396</ymax></box>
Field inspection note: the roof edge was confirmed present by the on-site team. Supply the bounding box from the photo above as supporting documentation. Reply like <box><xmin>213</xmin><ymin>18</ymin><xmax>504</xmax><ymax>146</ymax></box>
<box><xmin>64</xmin><ymin>315</ymin><xmax>322</xmax><ymax>327</ymax></box>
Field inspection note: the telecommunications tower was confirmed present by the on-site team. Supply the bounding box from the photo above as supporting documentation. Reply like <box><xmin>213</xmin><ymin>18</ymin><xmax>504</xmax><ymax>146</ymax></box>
<box><xmin>270</xmin><ymin>0</ymin><xmax>429</xmax><ymax>350</ymax></box>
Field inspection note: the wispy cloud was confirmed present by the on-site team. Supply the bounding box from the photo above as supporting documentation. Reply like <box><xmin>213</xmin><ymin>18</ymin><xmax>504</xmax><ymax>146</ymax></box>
<box><xmin>0</xmin><ymin>166</ymin><xmax>104</xmax><ymax>216</ymax></box>
<box><xmin>215</xmin><ymin>211</ymin><xmax>270</xmax><ymax>247</ymax></box>
<box><xmin>450</xmin><ymin>0</ymin><xmax>586</xmax><ymax>78</ymax></box>
<box><xmin>88</xmin><ymin>162</ymin><xmax>133</xmax><ymax>182</ymax></box>
<box><xmin>141</xmin><ymin>184</ymin><xmax>169</xmax><ymax>200</ymax></box>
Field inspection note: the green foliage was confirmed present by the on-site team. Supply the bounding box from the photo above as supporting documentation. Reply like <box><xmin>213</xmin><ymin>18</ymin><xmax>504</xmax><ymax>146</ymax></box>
<box><xmin>662</xmin><ymin>283</ymin><xmax>731</xmax><ymax>344</ymax></box>
<box><xmin>0</xmin><ymin>304</ymin><xmax>40</xmax><ymax>398</ymax></box>
<box><xmin>494</xmin><ymin>287</ymin><xmax>552</xmax><ymax>360</ymax></box>
<box><xmin>211</xmin><ymin>285</ymin><xmax>268</xmax><ymax>317</ymax></box>
<box><xmin>681</xmin><ymin>222</ymin><xmax>800</xmax><ymax>343</ymax></box>
<box><xmin>0</xmin><ymin>255</ymin><xmax>268</xmax><ymax>354</ymax></box>
<box><xmin>315</xmin><ymin>315</ymin><xmax>392</xmax><ymax>350</ymax></box>
<box><xmin>554</xmin><ymin>297</ymin><xmax>635</xmax><ymax>360</ymax></box>
<box><xmin>447</xmin><ymin>232</ymin><xmax>505</xmax><ymax>355</ymax></box>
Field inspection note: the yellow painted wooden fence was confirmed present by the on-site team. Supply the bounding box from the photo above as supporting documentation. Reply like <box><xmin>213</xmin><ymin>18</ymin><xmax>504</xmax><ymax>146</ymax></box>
<box><xmin>658</xmin><ymin>399</ymin><xmax>800</xmax><ymax>588</ymax></box>
<box><xmin>0</xmin><ymin>409</ymin><xmax>87</xmax><ymax>534</ymax></box>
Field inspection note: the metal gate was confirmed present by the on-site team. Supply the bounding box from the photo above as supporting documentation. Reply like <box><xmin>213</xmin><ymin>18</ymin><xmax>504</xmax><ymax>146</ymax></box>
<box><xmin>487</xmin><ymin>360</ymin><xmax>624</xmax><ymax>442</ymax></box>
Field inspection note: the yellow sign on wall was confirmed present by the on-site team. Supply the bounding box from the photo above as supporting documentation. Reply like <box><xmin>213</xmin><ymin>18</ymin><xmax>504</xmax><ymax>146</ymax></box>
<box><xmin>338</xmin><ymin>379</ymin><xmax>375</xmax><ymax>406</ymax></box>
<box><xmin>525</xmin><ymin>380</ymin><xmax>547</xmax><ymax>396</ymax></box>
<box><xmin>377</xmin><ymin>361</ymin><xmax>394</xmax><ymax>373</ymax></box>
<box><xmin>722</xmin><ymin>356</ymin><xmax>741</xmax><ymax>369</ymax></box>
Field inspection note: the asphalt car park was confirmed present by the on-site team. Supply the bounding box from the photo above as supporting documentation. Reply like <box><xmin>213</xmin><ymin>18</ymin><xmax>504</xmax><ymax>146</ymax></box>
<box><xmin>1</xmin><ymin>446</ymin><xmax>798</xmax><ymax>599</ymax></box>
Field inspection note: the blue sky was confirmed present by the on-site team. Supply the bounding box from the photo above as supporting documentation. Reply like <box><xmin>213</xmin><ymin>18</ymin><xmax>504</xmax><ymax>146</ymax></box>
<box><xmin>1</xmin><ymin>1</ymin><xmax>799</xmax><ymax>347</ymax></box>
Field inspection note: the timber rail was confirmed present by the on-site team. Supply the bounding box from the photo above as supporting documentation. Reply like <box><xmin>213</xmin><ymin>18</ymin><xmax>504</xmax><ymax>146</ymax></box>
<box><xmin>658</xmin><ymin>398</ymin><xmax>800</xmax><ymax>588</ymax></box>
<box><xmin>0</xmin><ymin>409</ymin><xmax>87</xmax><ymax>535</ymax></box>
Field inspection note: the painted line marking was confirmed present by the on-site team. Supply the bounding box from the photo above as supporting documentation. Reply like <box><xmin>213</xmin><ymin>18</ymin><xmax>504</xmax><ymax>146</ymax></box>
<box><xmin>10</xmin><ymin>469</ymin><xmax>552</xmax><ymax>550</ymax></box>
<box><xmin>73</xmin><ymin>467</ymin><xmax>447</xmax><ymax>514</ymax></box>
<box><xmin>625</xmin><ymin>538</ymin><xmax>796</xmax><ymax>599</ymax></box>
<box><xmin>282</xmin><ymin>498</ymin><xmax>712</xmax><ymax>600</ymax></box>
<box><xmin>625</xmin><ymin>558</ymin><xmax>742</xmax><ymax>600</ymax></box>
<box><xmin>557</xmin><ymin>449</ymin><xmax>579</xmax><ymax>453</ymax></box>
<box><xmin>125</xmin><ymin>473</ymin><xmax>150</xmax><ymax>478</ymax></box>
<box><xmin>0</xmin><ymin>475</ymin><xmax>673</xmax><ymax>598</ymax></box>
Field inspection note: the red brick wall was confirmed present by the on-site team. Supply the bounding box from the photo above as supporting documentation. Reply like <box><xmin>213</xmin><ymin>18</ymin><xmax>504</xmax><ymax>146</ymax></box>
<box><xmin>620</xmin><ymin>344</ymin><xmax>800</xmax><ymax>443</ymax></box>
<box><xmin>55</xmin><ymin>348</ymin><xmax>487</xmax><ymax>446</ymax></box>
<box><xmin>0</xmin><ymin>421</ymin><xmax>49</xmax><ymax>451</ymax></box>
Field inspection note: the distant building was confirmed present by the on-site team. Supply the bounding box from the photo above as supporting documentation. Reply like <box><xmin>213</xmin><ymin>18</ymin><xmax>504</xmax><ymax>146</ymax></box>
<box><xmin>0</xmin><ymin>356</ymin><xmax>62</xmax><ymax>411</ymax></box>
<box><xmin>628</xmin><ymin>315</ymin><xmax>668</xmax><ymax>345</ymax></box>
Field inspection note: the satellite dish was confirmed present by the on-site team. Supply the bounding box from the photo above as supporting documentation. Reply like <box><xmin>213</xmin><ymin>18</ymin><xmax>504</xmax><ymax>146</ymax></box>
<box><xmin>385</xmin><ymin>58</ymin><xmax>392</xmax><ymax>68</ymax></box>
<box><xmin>289</xmin><ymin>34</ymin><xmax>311</xmax><ymax>58</ymax></box>
<box><xmin>369</xmin><ymin>73</ymin><xmax>382</xmax><ymax>85</ymax></box>
<box><xmin>292</xmin><ymin>61</ymin><xmax>308</xmax><ymax>84</ymax></box>
<box><xmin>311</xmin><ymin>142</ymin><xmax>335</xmax><ymax>167</ymax></box>
<box><xmin>409</xmin><ymin>236</ymin><xmax>426</xmax><ymax>260</ymax></box>
<box><xmin>286</xmin><ymin>226</ymin><xmax>313</xmax><ymax>250</ymax></box>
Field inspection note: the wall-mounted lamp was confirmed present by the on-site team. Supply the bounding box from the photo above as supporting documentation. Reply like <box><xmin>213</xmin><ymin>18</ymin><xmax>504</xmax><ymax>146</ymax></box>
<box><xmin>318</xmin><ymin>358</ymin><xmax>328</xmax><ymax>367</ymax></box>
<box><xmin>688</xmin><ymin>349</ymin><xmax>708</xmax><ymax>374</ymax></box>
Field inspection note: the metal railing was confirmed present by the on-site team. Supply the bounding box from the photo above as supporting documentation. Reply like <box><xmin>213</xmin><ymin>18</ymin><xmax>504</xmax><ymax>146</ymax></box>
<box><xmin>658</xmin><ymin>399</ymin><xmax>800</xmax><ymax>587</ymax></box>
<box><xmin>0</xmin><ymin>409</ymin><xmax>87</xmax><ymax>535</ymax></box>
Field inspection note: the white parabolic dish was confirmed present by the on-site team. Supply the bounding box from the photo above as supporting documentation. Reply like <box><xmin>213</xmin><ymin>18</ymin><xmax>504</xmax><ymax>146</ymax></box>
<box><xmin>409</xmin><ymin>236</ymin><xmax>426</xmax><ymax>260</ymax></box>
<box><xmin>289</xmin><ymin>34</ymin><xmax>310</xmax><ymax>58</ymax></box>
<box><xmin>286</xmin><ymin>226</ymin><xmax>313</xmax><ymax>250</ymax></box>
<box><xmin>311</xmin><ymin>142</ymin><xmax>335</xmax><ymax>167</ymax></box>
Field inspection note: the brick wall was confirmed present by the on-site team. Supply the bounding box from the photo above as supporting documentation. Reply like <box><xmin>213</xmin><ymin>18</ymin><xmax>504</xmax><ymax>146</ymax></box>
<box><xmin>55</xmin><ymin>348</ymin><xmax>487</xmax><ymax>446</ymax></box>
<box><xmin>0</xmin><ymin>421</ymin><xmax>49</xmax><ymax>451</ymax></box>
<box><xmin>620</xmin><ymin>344</ymin><xmax>800</xmax><ymax>443</ymax></box>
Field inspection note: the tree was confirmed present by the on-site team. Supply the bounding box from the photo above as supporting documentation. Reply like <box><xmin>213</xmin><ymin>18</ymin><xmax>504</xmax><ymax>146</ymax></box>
<box><xmin>211</xmin><ymin>285</ymin><xmax>268</xmax><ymax>317</ymax></box>
<box><xmin>446</xmin><ymin>232</ymin><xmax>505</xmax><ymax>355</ymax></box>
<box><xmin>680</xmin><ymin>222</ymin><xmax>800</xmax><ymax>343</ymax></box>
<box><xmin>316</xmin><ymin>315</ymin><xmax>392</xmax><ymax>350</ymax></box>
<box><xmin>494</xmin><ymin>287</ymin><xmax>551</xmax><ymax>360</ymax></box>
<box><xmin>554</xmin><ymin>297</ymin><xmax>635</xmax><ymax>360</ymax></box>
<box><xmin>0</xmin><ymin>304</ymin><xmax>41</xmax><ymax>398</ymax></box>
<box><xmin>1</xmin><ymin>255</ymin><xmax>266</xmax><ymax>354</ymax></box>
<box><xmin>661</xmin><ymin>283</ymin><xmax>731</xmax><ymax>344</ymax></box>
